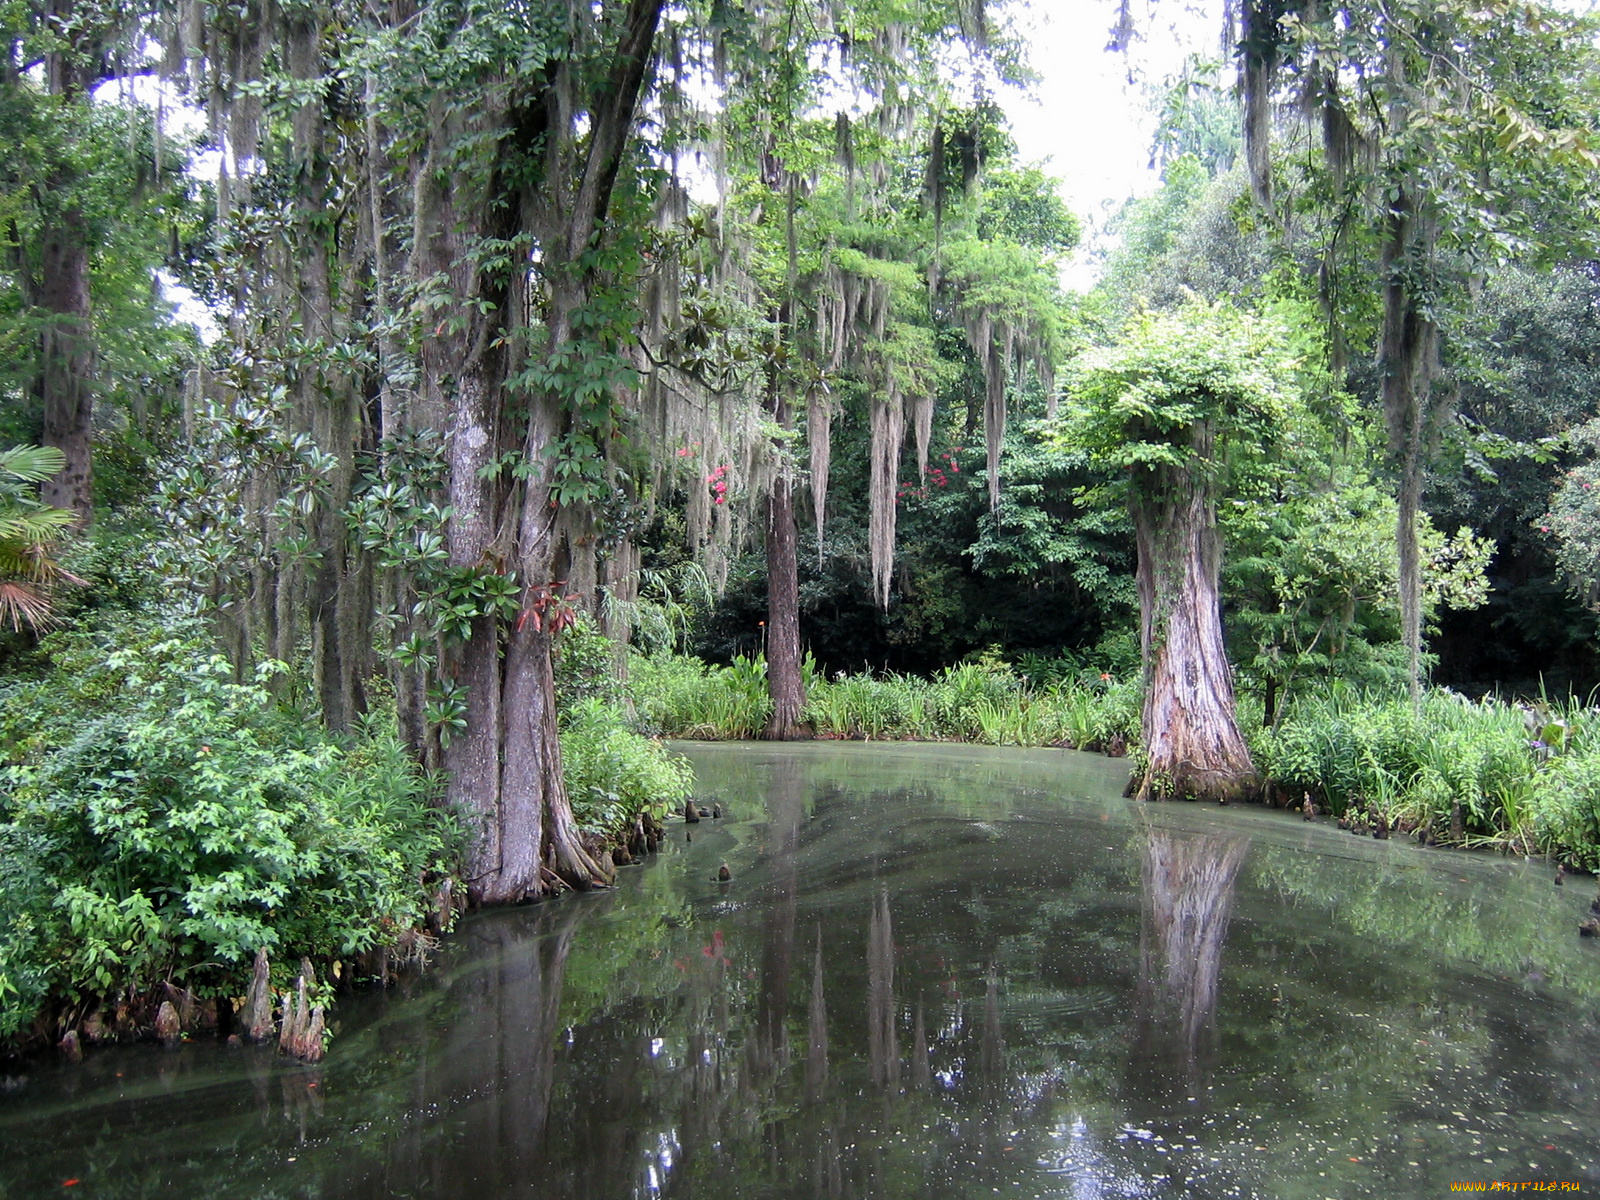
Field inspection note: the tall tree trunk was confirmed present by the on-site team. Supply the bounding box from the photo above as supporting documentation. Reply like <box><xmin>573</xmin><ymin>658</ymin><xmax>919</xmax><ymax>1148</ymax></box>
<box><xmin>37</xmin><ymin>3</ymin><xmax>99</xmax><ymax>526</ymax></box>
<box><xmin>764</xmin><ymin>470</ymin><xmax>807</xmax><ymax>740</ymax></box>
<box><xmin>418</xmin><ymin>147</ymin><xmax>511</xmax><ymax>896</ymax></box>
<box><xmin>1380</xmin><ymin>194</ymin><xmax>1436</xmax><ymax>705</ymax></box>
<box><xmin>1396</xmin><ymin>435</ymin><xmax>1424</xmax><ymax>703</ymax></box>
<box><xmin>762</xmin><ymin>165</ymin><xmax>808</xmax><ymax>739</ymax></box>
<box><xmin>492</xmin><ymin>274</ymin><xmax>612</xmax><ymax>897</ymax></box>
<box><xmin>421</xmin><ymin>0</ymin><xmax>664</xmax><ymax>904</ymax></box>
<box><xmin>37</xmin><ymin>192</ymin><xmax>94</xmax><ymax>525</ymax></box>
<box><xmin>442</xmin><ymin>360</ymin><xmax>513</xmax><ymax>901</ymax></box>
<box><xmin>492</xmin><ymin>0</ymin><xmax>662</xmax><ymax>898</ymax></box>
<box><xmin>1130</xmin><ymin>438</ymin><xmax>1257</xmax><ymax>803</ymax></box>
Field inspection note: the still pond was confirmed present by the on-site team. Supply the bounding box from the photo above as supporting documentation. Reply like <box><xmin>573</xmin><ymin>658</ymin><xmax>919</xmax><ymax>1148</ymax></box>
<box><xmin>2</xmin><ymin>742</ymin><xmax>1598</xmax><ymax>1198</ymax></box>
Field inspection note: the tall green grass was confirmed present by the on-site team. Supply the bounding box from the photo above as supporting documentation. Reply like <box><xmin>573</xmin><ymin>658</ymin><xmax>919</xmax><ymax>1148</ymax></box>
<box><xmin>632</xmin><ymin>648</ymin><xmax>1141</xmax><ymax>751</ymax></box>
<box><xmin>1256</xmin><ymin>687</ymin><xmax>1600</xmax><ymax>867</ymax></box>
<box><xmin>628</xmin><ymin>652</ymin><xmax>773</xmax><ymax>739</ymax></box>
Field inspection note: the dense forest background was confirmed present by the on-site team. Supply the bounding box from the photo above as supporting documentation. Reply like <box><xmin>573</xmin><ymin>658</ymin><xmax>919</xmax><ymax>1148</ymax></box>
<box><xmin>6</xmin><ymin>0</ymin><xmax>1600</xmax><ymax>1047</ymax></box>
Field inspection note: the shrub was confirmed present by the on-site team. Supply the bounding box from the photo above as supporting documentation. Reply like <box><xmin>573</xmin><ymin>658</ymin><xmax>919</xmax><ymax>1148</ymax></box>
<box><xmin>1535</xmin><ymin>739</ymin><xmax>1600</xmax><ymax>871</ymax></box>
<box><xmin>0</xmin><ymin>614</ymin><xmax>456</xmax><ymax>1042</ymax></box>
<box><xmin>559</xmin><ymin>698</ymin><xmax>694</xmax><ymax>838</ymax></box>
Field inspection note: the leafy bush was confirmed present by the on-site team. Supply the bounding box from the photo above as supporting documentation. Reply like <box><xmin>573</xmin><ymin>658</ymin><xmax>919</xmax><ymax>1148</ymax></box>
<box><xmin>1538</xmin><ymin>748</ymin><xmax>1600</xmax><ymax>871</ymax></box>
<box><xmin>559</xmin><ymin>698</ymin><xmax>694</xmax><ymax>838</ymax></box>
<box><xmin>0</xmin><ymin>614</ymin><xmax>456</xmax><ymax>1042</ymax></box>
<box><xmin>553</xmin><ymin>616</ymin><xmax>624</xmax><ymax>715</ymax></box>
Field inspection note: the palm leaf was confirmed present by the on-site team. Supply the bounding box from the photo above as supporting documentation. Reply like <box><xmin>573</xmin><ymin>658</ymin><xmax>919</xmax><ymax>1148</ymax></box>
<box><xmin>0</xmin><ymin>581</ymin><xmax>54</xmax><ymax>631</ymax></box>
<box><xmin>0</xmin><ymin>446</ymin><xmax>78</xmax><ymax>618</ymax></box>
<box><xmin>0</xmin><ymin>507</ymin><xmax>75</xmax><ymax>544</ymax></box>
<box><xmin>0</xmin><ymin>445</ymin><xmax>67</xmax><ymax>484</ymax></box>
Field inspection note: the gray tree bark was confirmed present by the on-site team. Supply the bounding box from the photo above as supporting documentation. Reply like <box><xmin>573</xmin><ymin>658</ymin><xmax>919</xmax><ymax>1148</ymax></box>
<box><xmin>1130</xmin><ymin>424</ymin><xmax>1258</xmax><ymax>803</ymax></box>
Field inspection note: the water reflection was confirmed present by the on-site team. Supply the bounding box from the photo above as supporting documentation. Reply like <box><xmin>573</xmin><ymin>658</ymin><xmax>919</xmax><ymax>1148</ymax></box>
<box><xmin>2</xmin><ymin>743</ymin><xmax>1598</xmax><ymax>1199</ymax></box>
<box><xmin>751</xmin><ymin>758</ymin><xmax>803</xmax><ymax>1081</ymax></box>
<box><xmin>866</xmin><ymin>887</ymin><xmax>899</xmax><ymax>1092</ymax></box>
<box><xmin>806</xmin><ymin>927</ymin><xmax>829</xmax><ymax>1103</ymax></box>
<box><xmin>1130</xmin><ymin>831</ymin><xmax>1249</xmax><ymax>1103</ymax></box>
<box><xmin>334</xmin><ymin>902</ymin><xmax>585</xmax><ymax>1198</ymax></box>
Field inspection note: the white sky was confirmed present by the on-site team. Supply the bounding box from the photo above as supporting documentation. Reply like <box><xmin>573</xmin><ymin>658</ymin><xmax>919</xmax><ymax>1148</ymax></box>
<box><xmin>997</xmin><ymin>0</ymin><xmax>1224</xmax><ymax>288</ymax></box>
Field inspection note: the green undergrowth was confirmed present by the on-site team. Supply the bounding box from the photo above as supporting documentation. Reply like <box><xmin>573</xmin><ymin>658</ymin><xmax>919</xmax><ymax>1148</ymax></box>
<box><xmin>630</xmin><ymin>647</ymin><xmax>1143</xmax><ymax>750</ymax></box>
<box><xmin>0</xmin><ymin>614</ymin><xmax>459</xmax><ymax>1046</ymax></box>
<box><xmin>1255</xmin><ymin>685</ymin><xmax>1600</xmax><ymax>869</ymax></box>
<box><xmin>560</xmin><ymin>697</ymin><xmax>694</xmax><ymax>837</ymax></box>
<box><xmin>0</xmin><ymin>612</ymin><xmax>696</xmax><ymax>1053</ymax></box>
<box><xmin>553</xmin><ymin>621</ymin><xmax>697</xmax><ymax>840</ymax></box>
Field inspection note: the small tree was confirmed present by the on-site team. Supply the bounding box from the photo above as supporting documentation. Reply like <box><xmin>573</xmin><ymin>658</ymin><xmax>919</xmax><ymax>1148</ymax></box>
<box><xmin>1067</xmin><ymin>303</ymin><xmax>1301</xmax><ymax>802</ymax></box>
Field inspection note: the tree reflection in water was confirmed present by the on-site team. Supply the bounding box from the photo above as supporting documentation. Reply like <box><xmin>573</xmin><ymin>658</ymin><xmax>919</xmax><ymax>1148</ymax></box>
<box><xmin>13</xmin><ymin>746</ymin><xmax>1600</xmax><ymax>1199</ymax></box>
<box><xmin>341</xmin><ymin>900</ymin><xmax>586</xmax><ymax>1199</ymax></box>
<box><xmin>805</xmin><ymin>928</ymin><xmax>829</xmax><ymax>1103</ymax></box>
<box><xmin>866</xmin><ymin>887</ymin><xmax>899</xmax><ymax>1092</ymax></box>
<box><xmin>1130</xmin><ymin>829</ymin><xmax>1250</xmax><ymax>1103</ymax></box>
<box><xmin>751</xmin><ymin>758</ymin><xmax>803</xmax><ymax>1082</ymax></box>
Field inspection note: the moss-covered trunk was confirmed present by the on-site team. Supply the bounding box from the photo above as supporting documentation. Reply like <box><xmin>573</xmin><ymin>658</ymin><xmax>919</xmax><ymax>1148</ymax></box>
<box><xmin>1130</xmin><ymin>434</ymin><xmax>1258</xmax><ymax>803</ymax></box>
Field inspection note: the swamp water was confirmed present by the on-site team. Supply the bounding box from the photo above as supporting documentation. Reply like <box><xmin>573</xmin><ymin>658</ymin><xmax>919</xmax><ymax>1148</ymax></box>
<box><xmin>2</xmin><ymin>741</ymin><xmax>1598</xmax><ymax>1199</ymax></box>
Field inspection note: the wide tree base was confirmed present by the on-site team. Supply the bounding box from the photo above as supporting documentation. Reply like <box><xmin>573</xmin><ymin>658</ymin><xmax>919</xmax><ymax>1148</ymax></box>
<box><xmin>762</xmin><ymin>718</ymin><xmax>813</xmax><ymax>742</ymax></box>
<box><xmin>1127</xmin><ymin>763</ymin><xmax>1261</xmax><ymax>805</ymax></box>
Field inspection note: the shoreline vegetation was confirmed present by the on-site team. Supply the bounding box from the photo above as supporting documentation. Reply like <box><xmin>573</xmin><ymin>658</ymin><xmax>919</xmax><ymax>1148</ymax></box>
<box><xmin>0</xmin><ymin>613</ymin><xmax>688</xmax><ymax>1060</ymax></box>
<box><xmin>5</xmin><ymin>623</ymin><xmax>1596</xmax><ymax>1063</ymax></box>
<box><xmin>630</xmin><ymin>647</ymin><xmax>1600</xmax><ymax>872</ymax></box>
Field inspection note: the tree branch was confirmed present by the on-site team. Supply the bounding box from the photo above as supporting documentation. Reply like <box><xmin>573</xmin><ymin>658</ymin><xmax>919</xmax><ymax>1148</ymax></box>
<box><xmin>565</xmin><ymin>0</ymin><xmax>666</xmax><ymax>265</ymax></box>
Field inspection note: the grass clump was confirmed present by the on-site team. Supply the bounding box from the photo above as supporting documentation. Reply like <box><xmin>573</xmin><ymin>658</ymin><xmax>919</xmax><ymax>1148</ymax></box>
<box><xmin>629</xmin><ymin>651</ymin><xmax>773</xmax><ymax>739</ymax></box>
<box><xmin>1257</xmin><ymin>686</ymin><xmax>1600</xmax><ymax>866</ymax></box>
<box><xmin>632</xmin><ymin>646</ymin><xmax>1141</xmax><ymax>751</ymax></box>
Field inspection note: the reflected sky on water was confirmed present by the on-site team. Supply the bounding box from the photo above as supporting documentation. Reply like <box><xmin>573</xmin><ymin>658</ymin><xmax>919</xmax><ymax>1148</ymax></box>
<box><xmin>2</xmin><ymin>742</ymin><xmax>1598</xmax><ymax>1198</ymax></box>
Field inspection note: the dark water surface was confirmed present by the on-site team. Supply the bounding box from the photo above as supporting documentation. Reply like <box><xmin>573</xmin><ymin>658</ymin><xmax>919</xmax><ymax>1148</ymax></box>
<box><xmin>3</xmin><ymin>742</ymin><xmax>1599</xmax><ymax>1199</ymax></box>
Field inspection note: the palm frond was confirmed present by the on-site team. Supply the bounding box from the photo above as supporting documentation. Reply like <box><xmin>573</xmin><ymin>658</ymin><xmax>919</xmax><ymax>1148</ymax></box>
<box><xmin>0</xmin><ymin>542</ymin><xmax>85</xmax><ymax>585</ymax></box>
<box><xmin>0</xmin><ymin>507</ymin><xmax>76</xmax><ymax>544</ymax></box>
<box><xmin>0</xmin><ymin>447</ymin><xmax>76</xmax><ymax>628</ymax></box>
<box><xmin>0</xmin><ymin>445</ymin><xmax>67</xmax><ymax>484</ymax></box>
<box><xmin>0</xmin><ymin>581</ymin><xmax>54</xmax><ymax>631</ymax></box>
